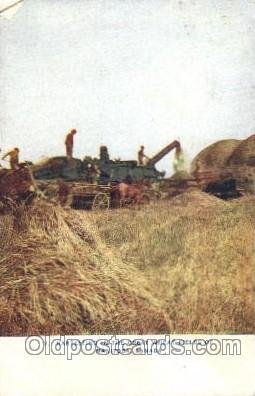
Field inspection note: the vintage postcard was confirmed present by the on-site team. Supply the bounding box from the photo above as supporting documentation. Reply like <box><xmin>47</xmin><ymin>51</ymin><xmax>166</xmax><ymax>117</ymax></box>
<box><xmin>0</xmin><ymin>0</ymin><xmax>254</xmax><ymax>395</ymax></box>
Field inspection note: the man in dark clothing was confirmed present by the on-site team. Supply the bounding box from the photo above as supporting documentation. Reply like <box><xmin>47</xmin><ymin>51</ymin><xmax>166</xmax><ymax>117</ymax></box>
<box><xmin>65</xmin><ymin>129</ymin><xmax>77</xmax><ymax>159</ymax></box>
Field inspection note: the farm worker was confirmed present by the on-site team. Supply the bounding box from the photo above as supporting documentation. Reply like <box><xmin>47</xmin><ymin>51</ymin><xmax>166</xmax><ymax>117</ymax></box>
<box><xmin>65</xmin><ymin>129</ymin><xmax>77</xmax><ymax>159</ymax></box>
<box><xmin>2</xmin><ymin>147</ymin><xmax>20</xmax><ymax>170</ymax></box>
<box><xmin>138</xmin><ymin>145</ymin><xmax>149</xmax><ymax>165</ymax></box>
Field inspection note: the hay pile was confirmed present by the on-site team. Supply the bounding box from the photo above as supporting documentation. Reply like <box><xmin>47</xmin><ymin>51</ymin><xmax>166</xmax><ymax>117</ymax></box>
<box><xmin>191</xmin><ymin>139</ymin><xmax>241</xmax><ymax>173</ymax></box>
<box><xmin>0</xmin><ymin>167</ymin><xmax>35</xmax><ymax>200</ymax></box>
<box><xmin>227</xmin><ymin>134</ymin><xmax>255</xmax><ymax>166</ymax></box>
<box><xmin>169</xmin><ymin>189</ymin><xmax>227</xmax><ymax>209</ymax></box>
<box><xmin>161</xmin><ymin>171</ymin><xmax>198</xmax><ymax>198</ymax></box>
<box><xmin>0</xmin><ymin>201</ymin><xmax>169</xmax><ymax>335</ymax></box>
<box><xmin>190</xmin><ymin>135</ymin><xmax>255</xmax><ymax>191</ymax></box>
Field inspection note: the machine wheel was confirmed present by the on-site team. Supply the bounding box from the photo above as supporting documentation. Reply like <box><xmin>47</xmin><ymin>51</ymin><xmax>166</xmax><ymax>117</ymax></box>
<box><xmin>92</xmin><ymin>193</ymin><xmax>110</xmax><ymax>210</ymax></box>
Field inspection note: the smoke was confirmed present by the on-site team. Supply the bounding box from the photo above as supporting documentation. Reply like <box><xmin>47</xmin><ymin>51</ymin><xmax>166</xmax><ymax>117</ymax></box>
<box><xmin>173</xmin><ymin>148</ymin><xmax>189</xmax><ymax>173</ymax></box>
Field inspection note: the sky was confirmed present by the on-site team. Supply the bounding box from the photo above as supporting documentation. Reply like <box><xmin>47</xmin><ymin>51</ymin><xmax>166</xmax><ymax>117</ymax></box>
<box><xmin>0</xmin><ymin>0</ymin><xmax>255</xmax><ymax>174</ymax></box>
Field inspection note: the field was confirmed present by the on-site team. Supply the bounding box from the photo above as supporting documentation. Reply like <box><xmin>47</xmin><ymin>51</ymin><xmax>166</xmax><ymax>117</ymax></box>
<box><xmin>0</xmin><ymin>190</ymin><xmax>254</xmax><ymax>335</ymax></box>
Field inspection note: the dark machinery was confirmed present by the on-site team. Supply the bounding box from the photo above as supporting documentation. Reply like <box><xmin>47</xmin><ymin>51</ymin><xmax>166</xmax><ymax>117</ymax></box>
<box><xmin>32</xmin><ymin>140</ymin><xmax>181</xmax><ymax>184</ymax></box>
<box><xmin>205</xmin><ymin>178</ymin><xmax>243</xmax><ymax>200</ymax></box>
<box><xmin>146</xmin><ymin>140</ymin><xmax>180</xmax><ymax>167</ymax></box>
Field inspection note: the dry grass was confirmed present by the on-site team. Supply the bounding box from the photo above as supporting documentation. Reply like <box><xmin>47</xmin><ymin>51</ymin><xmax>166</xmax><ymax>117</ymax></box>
<box><xmin>0</xmin><ymin>190</ymin><xmax>254</xmax><ymax>335</ymax></box>
<box><xmin>91</xmin><ymin>191</ymin><xmax>255</xmax><ymax>333</ymax></box>
<box><xmin>0</xmin><ymin>200</ymin><xmax>169</xmax><ymax>335</ymax></box>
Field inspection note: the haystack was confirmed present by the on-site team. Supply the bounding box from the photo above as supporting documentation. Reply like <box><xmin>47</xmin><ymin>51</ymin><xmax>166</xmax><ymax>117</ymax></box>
<box><xmin>0</xmin><ymin>167</ymin><xmax>35</xmax><ymax>201</ymax></box>
<box><xmin>227</xmin><ymin>134</ymin><xmax>255</xmax><ymax>166</ymax></box>
<box><xmin>0</xmin><ymin>201</ymin><xmax>170</xmax><ymax>335</ymax></box>
<box><xmin>191</xmin><ymin>139</ymin><xmax>241</xmax><ymax>174</ymax></box>
<box><xmin>190</xmin><ymin>135</ymin><xmax>255</xmax><ymax>191</ymax></box>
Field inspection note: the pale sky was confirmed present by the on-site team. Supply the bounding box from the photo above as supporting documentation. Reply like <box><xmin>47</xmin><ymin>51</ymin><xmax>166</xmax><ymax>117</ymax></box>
<box><xmin>1</xmin><ymin>0</ymin><xmax>255</xmax><ymax>174</ymax></box>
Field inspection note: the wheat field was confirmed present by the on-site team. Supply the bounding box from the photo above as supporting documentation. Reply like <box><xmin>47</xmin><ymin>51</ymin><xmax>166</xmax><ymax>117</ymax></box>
<box><xmin>0</xmin><ymin>190</ymin><xmax>254</xmax><ymax>335</ymax></box>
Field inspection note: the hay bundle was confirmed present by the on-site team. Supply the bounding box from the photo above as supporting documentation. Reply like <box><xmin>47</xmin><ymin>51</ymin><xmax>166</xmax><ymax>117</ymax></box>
<box><xmin>0</xmin><ymin>167</ymin><xmax>35</xmax><ymax>200</ymax></box>
<box><xmin>0</xmin><ymin>201</ymin><xmax>169</xmax><ymax>335</ymax></box>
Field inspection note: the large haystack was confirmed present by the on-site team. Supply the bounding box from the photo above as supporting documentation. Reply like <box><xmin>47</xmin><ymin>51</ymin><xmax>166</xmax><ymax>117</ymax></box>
<box><xmin>190</xmin><ymin>135</ymin><xmax>255</xmax><ymax>192</ymax></box>
<box><xmin>227</xmin><ymin>134</ymin><xmax>255</xmax><ymax>166</ymax></box>
<box><xmin>191</xmin><ymin>139</ymin><xmax>241</xmax><ymax>174</ymax></box>
<box><xmin>0</xmin><ymin>201</ymin><xmax>169</xmax><ymax>335</ymax></box>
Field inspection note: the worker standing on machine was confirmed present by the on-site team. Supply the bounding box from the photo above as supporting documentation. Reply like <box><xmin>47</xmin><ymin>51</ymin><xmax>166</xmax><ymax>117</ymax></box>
<box><xmin>2</xmin><ymin>147</ymin><xmax>20</xmax><ymax>170</ymax></box>
<box><xmin>65</xmin><ymin>129</ymin><xmax>77</xmax><ymax>159</ymax></box>
<box><xmin>138</xmin><ymin>145</ymin><xmax>149</xmax><ymax>165</ymax></box>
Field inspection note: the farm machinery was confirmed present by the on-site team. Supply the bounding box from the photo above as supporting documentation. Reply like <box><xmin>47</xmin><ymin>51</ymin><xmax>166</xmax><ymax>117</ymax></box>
<box><xmin>0</xmin><ymin>134</ymin><xmax>248</xmax><ymax>210</ymax></box>
<box><xmin>28</xmin><ymin>140</ymin><xmax>181</xmax><ymax>209</ymax></box>
<box><xmin>31</xmin><ymin>140</ymin><xmax>181</xmax><ymax>184</ymax></box>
